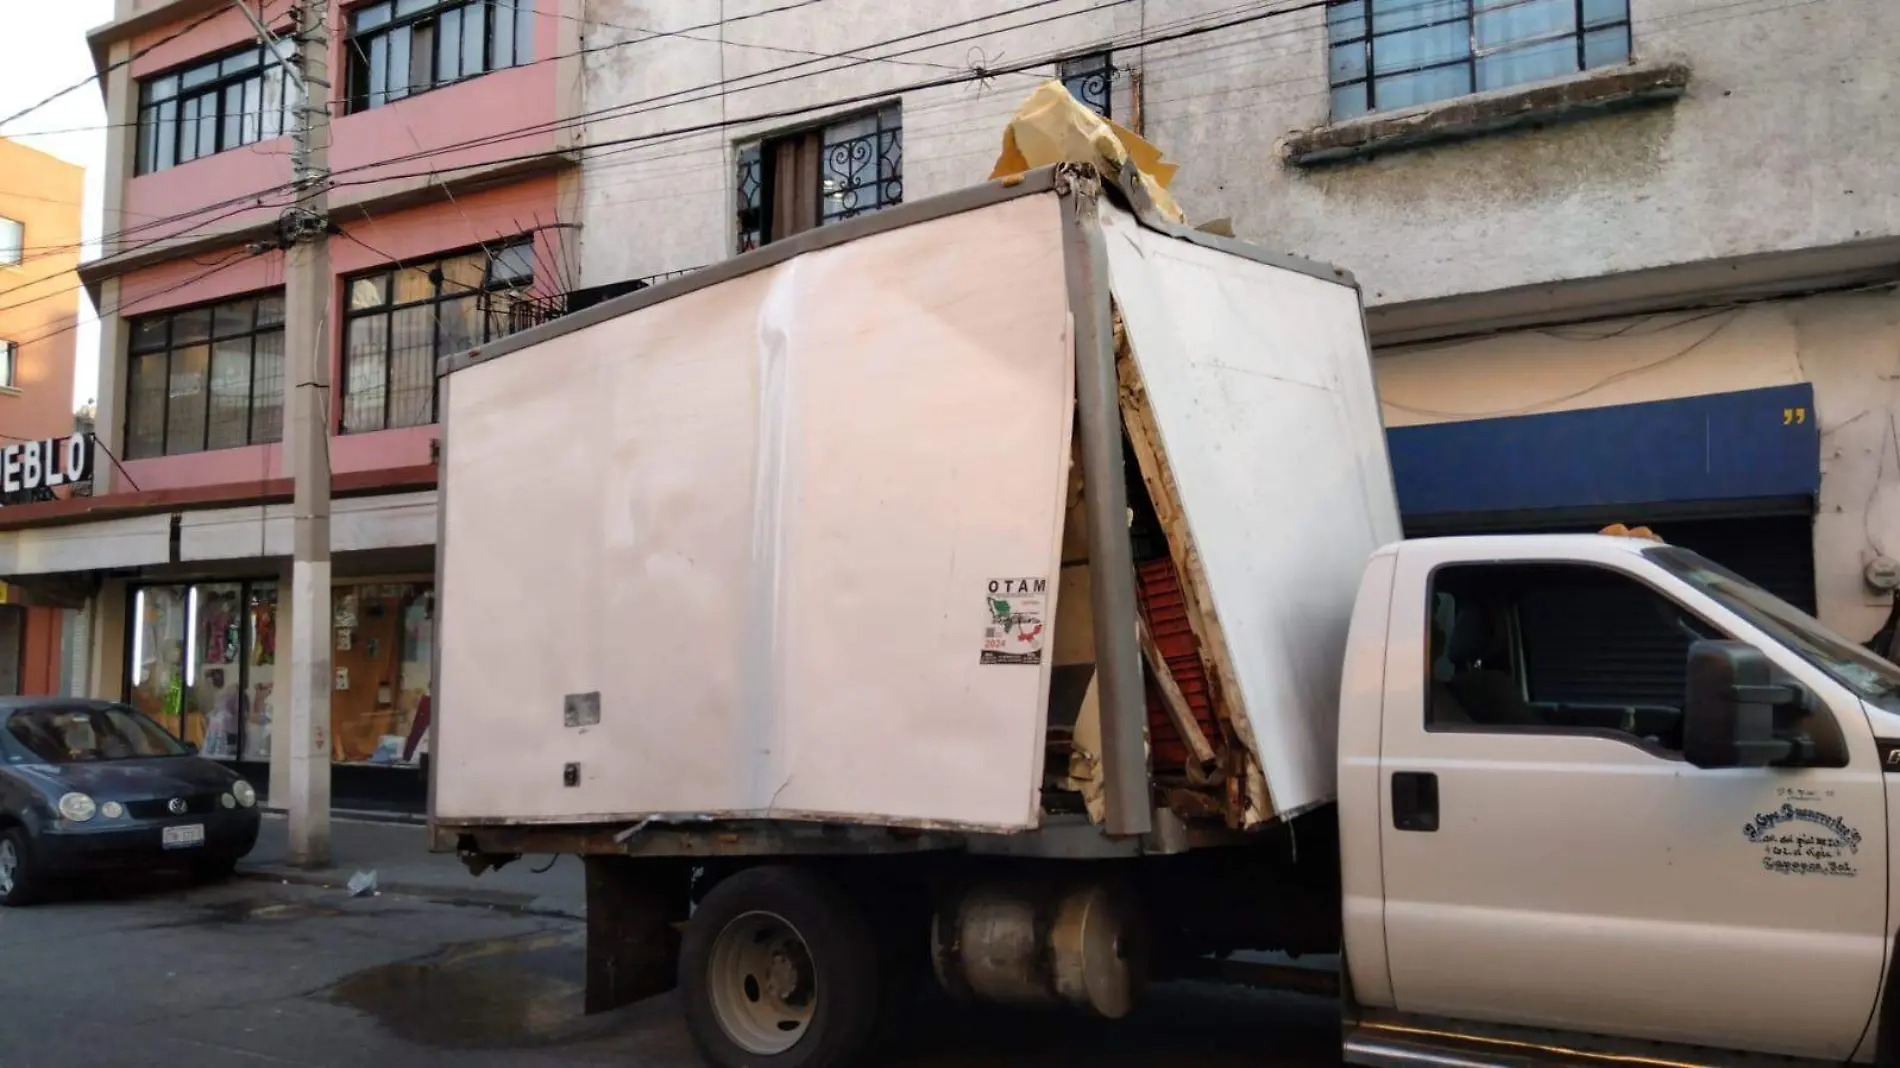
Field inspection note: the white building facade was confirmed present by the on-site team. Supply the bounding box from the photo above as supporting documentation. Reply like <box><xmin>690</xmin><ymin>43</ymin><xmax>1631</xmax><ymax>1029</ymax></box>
<box><xmin>568</xmin><ymin>0</ymin><xmax>1900</xmax><ymax>642</ymax></box>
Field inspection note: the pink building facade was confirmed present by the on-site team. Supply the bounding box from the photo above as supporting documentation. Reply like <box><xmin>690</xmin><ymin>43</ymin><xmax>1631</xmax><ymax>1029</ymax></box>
<box><xmin>0</xmin><ymin>0</ymin><xmax>584</xmax><ymax>812</ymax></box>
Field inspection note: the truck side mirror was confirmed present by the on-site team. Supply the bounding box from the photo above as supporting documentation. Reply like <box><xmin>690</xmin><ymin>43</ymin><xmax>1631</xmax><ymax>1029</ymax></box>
<box><xmin>1683</xmin><ymin>640</ymin><xmax>1806</xmax><ymax>769</ymax></box>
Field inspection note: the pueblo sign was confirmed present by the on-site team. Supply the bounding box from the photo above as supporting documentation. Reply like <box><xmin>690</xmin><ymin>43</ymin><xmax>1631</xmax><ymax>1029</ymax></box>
<box><xmin>0</xmin><ymin>433</ymin><xmax>93</xmax><ymax>504</ymax></box>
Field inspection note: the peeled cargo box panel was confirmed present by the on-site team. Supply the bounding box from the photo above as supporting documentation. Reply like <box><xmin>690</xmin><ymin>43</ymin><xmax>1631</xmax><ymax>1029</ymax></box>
<box><xmin>1099</xmin><ymin>203</ymin><xmax>1402</xmax><ymax>820</ymax></box>
<box><xmin>436</xmin><ymin>192</ymin><xmax>1074</xmax><ymax>831</ymax></box>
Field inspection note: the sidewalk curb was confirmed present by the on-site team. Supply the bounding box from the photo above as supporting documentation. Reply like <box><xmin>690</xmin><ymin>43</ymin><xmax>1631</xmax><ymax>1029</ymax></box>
<box><xmin>259</xmin><ymin>808</ymin><xmax>428</xmax><ymax>827</ymax></box>
<box><xmin>234</xmin><ymin>865</ymin><xmax>584</xmax><ymax>920</ymax></box>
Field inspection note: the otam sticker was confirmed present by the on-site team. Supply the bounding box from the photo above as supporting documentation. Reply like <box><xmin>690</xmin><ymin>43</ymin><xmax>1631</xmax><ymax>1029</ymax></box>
<box><xmin>980</xmin><ymin>577</ymin><xmax>1047</xmax><ymax>666</ymax></box>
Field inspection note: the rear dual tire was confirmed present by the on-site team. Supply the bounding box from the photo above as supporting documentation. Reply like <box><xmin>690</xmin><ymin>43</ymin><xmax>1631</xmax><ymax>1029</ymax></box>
<box><xmin>682</xmin><ymin>866</ymin><xmax>885</xmax><ymax>1068</ymax></box>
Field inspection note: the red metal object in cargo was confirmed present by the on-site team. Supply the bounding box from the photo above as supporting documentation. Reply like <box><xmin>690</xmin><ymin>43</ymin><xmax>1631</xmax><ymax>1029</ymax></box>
<box><xmin>1133</xmin><ymin>557</ymin><xmax>1220</xmax><ymax>772</ymax></box>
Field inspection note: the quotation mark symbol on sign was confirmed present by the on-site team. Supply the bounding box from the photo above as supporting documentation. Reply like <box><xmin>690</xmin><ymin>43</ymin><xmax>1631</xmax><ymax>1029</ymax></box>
<box><xmin>1783</xmin><ymin>407</ymin><xmax>1808</xmax><ymax>425</ymax></box>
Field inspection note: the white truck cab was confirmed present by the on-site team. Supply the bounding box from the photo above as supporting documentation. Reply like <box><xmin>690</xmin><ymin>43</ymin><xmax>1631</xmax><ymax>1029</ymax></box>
<box><xmin>1341</xmin><ymin>533</ymin><xmax>1900</xmax><ymax>1065</ymax></box>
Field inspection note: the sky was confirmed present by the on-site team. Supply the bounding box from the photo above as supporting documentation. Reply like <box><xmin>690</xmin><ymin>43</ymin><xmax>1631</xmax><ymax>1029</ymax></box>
<box><xmin>0</xmin><ymin>0</ymin><xmax>117</xmax><ymax>412</ymax></box>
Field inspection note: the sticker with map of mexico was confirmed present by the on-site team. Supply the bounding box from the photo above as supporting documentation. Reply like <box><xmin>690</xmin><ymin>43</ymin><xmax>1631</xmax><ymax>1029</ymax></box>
<box><xmin>980</xmin><ymin>577</ymin><xmax>1048</xmax><ymax>666</ymax></box>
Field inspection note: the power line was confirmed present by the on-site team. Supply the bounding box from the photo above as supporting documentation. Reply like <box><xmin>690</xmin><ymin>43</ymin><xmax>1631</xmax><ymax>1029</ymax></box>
<box><xmin>9</xmin><ymin>249</ymin><xmax>258</xmax><ymax>352</ymax></box>
<box><xmin>0</xmin><ymin>2</ymin><xmax>236</xmax><ymax>131</ymax></box>
<box><xmin>0</xmin><ymin>0</ymin><xmax>1110</xmax><ymax>272</ymax></box>
<box><xmin>0</xmin><ymin>0</ymin><xmax>1054</xmax><ymax>268</ymax></box>
<box><xmin>11</xmin><ymin>0</ymin><xmax>1833</xmax><ymax>291</ymax></box>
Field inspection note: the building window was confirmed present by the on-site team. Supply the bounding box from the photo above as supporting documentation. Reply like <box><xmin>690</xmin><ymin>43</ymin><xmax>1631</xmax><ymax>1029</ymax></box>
<box><xmin>342</xmin><ymin>240</ymin><xmax>537</xmax><ymax>433</ymax></box>
<box><xmin>128</xmin><ymin>581</ymin><xmax>279</xmax><ymax>762</ymax></box>
<box><xmin>128</xmin><ymin>578</ymin><xmax>435</xmax><ymax>769</ymax></box>
<box><xmin>1060</xmin><ymin>53</ymin><xmax>1114</xmax><ymax>118</ymax></box>
<box><xmin>0</xmin><ymin>217</ymin><xmax>21</xmax><ymax>267</ymax></box>
<box><xmin>345</xmin><ymin>0</ymin><xmax>535</xmax><ymax>113</ymax></box>
<box><xmin>0</xmin><ymin>341</ymin><xmax>15</xmax><ymax>389</ymax></box>
<box><xmin>136</xmin><ymin>40</ymin><xmax>301</xmax><ymax>175</ymax></box>
<box><xmin>1327</xmin><ymin>0</ymin><xmax>1632</xmax><ymax>120</ymax></box>
<box><xmin>735</xmin><ymin>105</ymin><xmax>903</xmax><ymax>255</ymax></box>
<box><xmin>125</xmin><ymin>293</ymin><xmax>286</xmax><ymax>460</ymax></box>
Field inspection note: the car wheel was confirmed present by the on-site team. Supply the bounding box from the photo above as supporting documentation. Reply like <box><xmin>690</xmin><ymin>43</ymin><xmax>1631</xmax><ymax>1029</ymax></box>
<box><xmin>0</xmin><ymin>827</ymin><xmax>45</xmax><ymax>907</ymax></box>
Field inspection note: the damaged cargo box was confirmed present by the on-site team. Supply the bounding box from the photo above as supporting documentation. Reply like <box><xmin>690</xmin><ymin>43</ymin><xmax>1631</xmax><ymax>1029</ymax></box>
<box><xmin>431</xmin><ymin>164</ymin><xmax>1398</xmax><ymax>837</ymax></box>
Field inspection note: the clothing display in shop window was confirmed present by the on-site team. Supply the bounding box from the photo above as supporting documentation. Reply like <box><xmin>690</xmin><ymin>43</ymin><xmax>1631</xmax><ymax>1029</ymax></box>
<box><xmin>199</xmin><ymin>667</ymin><xmax>240</xmax><ymax>758</ymax></box>
<box><xmin>252</xmin><ymin>592</ymin><xmax>276</xmax><ymax>665</ymax></box>
<box><xmin>243</xmin><ymin>682</ymin><xmax>273</xmax><ymax>761</ymax></box>
<box><xmin>203</xmin><ymin>589</ymin><xmax>240</xmax><ymax>666</ymax></box>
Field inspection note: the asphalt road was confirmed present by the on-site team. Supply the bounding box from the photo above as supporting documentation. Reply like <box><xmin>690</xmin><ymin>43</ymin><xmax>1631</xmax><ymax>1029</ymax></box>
<box><xmin>0</xmin><ymin>875</ymin><xmax>1340</xmax><ymax>1067</ymax></box>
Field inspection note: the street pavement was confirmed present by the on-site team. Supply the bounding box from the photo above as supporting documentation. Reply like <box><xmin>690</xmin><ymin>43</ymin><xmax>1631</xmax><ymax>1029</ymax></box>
<box><xmin>242</xmin><ymin>812</ymin><xmax>585</xmax><ymax>918</ymax></box>
<box><xmin>0</xmin><ymin>836</ymin><xmax>1340</xmax><ymax>1067</ymax></box>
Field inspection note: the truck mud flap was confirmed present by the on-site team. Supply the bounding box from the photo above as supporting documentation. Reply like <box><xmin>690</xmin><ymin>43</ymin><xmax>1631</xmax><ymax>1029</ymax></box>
<box><xmin>1344</xmin><ymin>1016</ymin><xmax>1837</xmax><ymax>1068</ymax></box>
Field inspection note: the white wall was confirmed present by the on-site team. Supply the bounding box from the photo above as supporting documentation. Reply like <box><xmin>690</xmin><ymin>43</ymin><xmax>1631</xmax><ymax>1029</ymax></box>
<box><xmin>1375</xmin><ymin>288</ymin><xmax>1900</xmax><ymax>639</ymax></box>
<box><xmin>576</xmin><ymin>0</ymin><xmax>1900</xmax><ymax>310</ymax></box>
<box><xmin>572</xmin><ymin>0</ymin><xmax>1900</xmax><ymax>636</ymax></box>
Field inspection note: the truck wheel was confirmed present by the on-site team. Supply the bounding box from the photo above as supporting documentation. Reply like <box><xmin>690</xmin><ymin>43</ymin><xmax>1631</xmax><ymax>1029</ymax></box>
<box><xmin>682</xmin><ymin>866</ymin><xmax>881</xmax><ymax>1068</ymax></box>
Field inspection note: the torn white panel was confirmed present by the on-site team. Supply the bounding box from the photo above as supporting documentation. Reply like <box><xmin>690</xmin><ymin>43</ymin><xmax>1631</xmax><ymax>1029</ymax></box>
<box><xmin>437</xmin><ymin>192</ymin><xmax>1075</xmax><ymax>831</ymax></box>
<box><xmin>1099</xmin><ymin>203</ymin><xmax>1402</xmax><ymax>819</ymax></box>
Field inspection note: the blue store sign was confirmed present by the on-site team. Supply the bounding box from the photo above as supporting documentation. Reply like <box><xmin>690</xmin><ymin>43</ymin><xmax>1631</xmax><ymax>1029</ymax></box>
<box><xmin>1385</xmin><ymin>383</ymin><xmax>1821</xmax><ymax>526</ymax></box>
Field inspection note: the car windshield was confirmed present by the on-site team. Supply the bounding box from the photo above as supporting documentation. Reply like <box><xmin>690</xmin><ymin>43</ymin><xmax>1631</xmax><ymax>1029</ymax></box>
<box><xmin>5</xmin><ymin>706</ymin><xmax>189</xmax><ymax>763</ymax></box>
<box><xmin>1646</xmin><ymin>545</ymin><xmax>1900</xmax><ymax>711</ymax></box>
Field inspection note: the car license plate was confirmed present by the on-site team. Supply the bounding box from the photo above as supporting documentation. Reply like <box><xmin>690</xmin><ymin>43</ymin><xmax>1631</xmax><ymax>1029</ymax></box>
<box><xmin>162</xmin><ymin>824</ymin><xmax>205</xmax><ymax>849</ymax></box>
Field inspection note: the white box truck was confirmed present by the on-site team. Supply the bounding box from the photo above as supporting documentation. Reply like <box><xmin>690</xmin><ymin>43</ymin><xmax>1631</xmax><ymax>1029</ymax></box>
<box><xmin>431</xmin><ymin>164</ymin><xmax>1900</xmax><ymax>1067</ymax></box>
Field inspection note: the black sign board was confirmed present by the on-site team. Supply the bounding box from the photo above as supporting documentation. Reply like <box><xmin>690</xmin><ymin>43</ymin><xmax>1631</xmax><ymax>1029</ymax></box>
<box><xmin>0</xmin><ymin>433</ymin><xmax>94</xmax><ymax>506</ymax></box>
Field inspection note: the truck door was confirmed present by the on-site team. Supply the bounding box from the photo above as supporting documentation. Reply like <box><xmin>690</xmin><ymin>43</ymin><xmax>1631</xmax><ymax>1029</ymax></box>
<box><xmin>1375</xmin><ymin>546</ymin><xmax>1888</xmax><ymax>1060</ymax></box>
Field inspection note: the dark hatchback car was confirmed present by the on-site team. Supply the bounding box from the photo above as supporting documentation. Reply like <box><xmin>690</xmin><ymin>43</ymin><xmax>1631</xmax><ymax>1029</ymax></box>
<box><xmin>0</xmin><ymin>699</ymin><xmax>261</xmax><ymax>905</ymax></box>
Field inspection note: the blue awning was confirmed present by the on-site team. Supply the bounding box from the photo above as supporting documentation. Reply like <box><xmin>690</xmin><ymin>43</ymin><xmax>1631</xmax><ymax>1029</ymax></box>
<box><xmin>1386</xmin><ymin>383</ymin><xmax>1820</xmax><ymax>522</ymax></box>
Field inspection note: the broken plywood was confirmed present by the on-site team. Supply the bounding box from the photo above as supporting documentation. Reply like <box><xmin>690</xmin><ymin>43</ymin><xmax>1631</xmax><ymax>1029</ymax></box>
<box><xmin>1113</xmin><ymin>311</ymin><xmax>1273</xmax><ymax>827</ymax></box>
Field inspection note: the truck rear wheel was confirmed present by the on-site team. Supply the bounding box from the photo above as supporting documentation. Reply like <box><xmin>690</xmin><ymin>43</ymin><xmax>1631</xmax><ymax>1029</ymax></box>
<box><xmin>682</xmin><ymin>866</ymin><xmax>882</xmax><ymax>1068</ymax></box>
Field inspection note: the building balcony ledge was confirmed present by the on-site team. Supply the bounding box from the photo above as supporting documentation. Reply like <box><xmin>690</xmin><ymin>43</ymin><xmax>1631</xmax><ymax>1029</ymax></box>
<box><xmin>1281</xmin><ymin>58</ymin><xmax>1691</xmax><ymax>168</ymax></box>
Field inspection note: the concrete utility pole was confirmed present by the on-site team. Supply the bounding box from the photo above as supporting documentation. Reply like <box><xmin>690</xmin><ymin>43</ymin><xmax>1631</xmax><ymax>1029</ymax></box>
<box><xmin>246</xmin><ymin>0</ymin><xmax>334</xmax><ymax>866</ymax></box>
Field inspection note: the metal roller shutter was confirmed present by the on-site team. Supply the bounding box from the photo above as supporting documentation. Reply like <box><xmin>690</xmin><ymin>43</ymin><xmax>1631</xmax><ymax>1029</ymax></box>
<box><xmin>1512</xmin><ymin>514</ymin><xmax>1814</xmax><ymax>706</ymax></box>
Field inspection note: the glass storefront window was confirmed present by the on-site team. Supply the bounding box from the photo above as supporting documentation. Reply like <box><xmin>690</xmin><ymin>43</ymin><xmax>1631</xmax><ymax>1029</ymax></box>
<box><xmin>244</xmin><ymin>584</ymin><xmax>277</xmax><ymax>761</ymax></box>
<box><xmin>129</xmin><ymin>579</ymin><xmax>278</xmax><ymax>762</ymax></box>
<box><xmin>128</xmin><ymin>587</ymin><xmax>189</xmax><ymax>738</ymax></box>
<box><xmin>331</xmin><ymin>581</ymin><xmax>432</xmax><ymax>766</ymax></box>
<box><xmin>130</xmin><ymin>577</ymin><xmax>430</xmax><ymax>768</ymax></box>
<box><xmin>187</xmin><ymin>582</ymin><xmax>244</xmax><ymax>758</ymax></box>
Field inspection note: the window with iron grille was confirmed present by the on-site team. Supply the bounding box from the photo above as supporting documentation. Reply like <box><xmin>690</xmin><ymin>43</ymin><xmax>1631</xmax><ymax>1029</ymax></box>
<box><xmin>1060</xmin><ymin>53</ymin><xmax>1114</xmax><ymax>118</ymax></box>
<box><xmin>0</xmin><ymin>341</ymin><xmax>15</xmax><ymax>390</ymax></box>
<box><xmin>346</xmin><ymin>0</ymin><xmax>536</xmax><ymax>113</ymax></box>
<box><xmin>136</xmin><ymin>40</ymin><xmax>301</xmax><ymax>175</ymax></box>
<box><xmin>1326</xmin><ymin>0</ymin><xmax>1631</xmax><ymax>120</ymax></box>
<box><xmin>735</xmin><ymin>105</ymin><xmax>903</xmax><ymax>255</ymax></box>
<box><xmin>341</xmin><ymin>240</ymin><xmax>536</xmax><ymax>433</ymax></box>
<box><xmin>125</xmin><ymin>293</ymin><xmax>287</xmax><ymax>460</ymax></box>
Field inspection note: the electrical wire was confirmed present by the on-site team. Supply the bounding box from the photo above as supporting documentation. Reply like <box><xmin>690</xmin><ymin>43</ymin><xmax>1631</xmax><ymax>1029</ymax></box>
<box><xmin>4</xmin><ymin>0</ymin><xmax>1816</xmax><ymax>275</ymax></box>
<box><xmin>0</xmin><ymin>2</ymin><xmax>235</xmax><ymax>130</ymax></box>
<box><xmin>0</xmin><ymin>0</ymin><xmax>1106</xmax><ymax>271</ymax></box>
<box><xmin>1378</xmin><ymin>311</ymin><xmax>1742</xmax><ymax>421</ymax></box>
<box><xmin>1</xmin><ymin>0</ymin><xmax>1845</xmax><ymax>300</ymax></box>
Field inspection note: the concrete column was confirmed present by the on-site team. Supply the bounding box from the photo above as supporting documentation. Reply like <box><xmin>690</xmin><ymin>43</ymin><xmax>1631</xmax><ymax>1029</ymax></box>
<box><xmin>88</xmin><ymin>580</ymin><xmax>127</xmax><ymax>702</ymax></box>
<box><xmin>269</xmin><ymin>563</ymin><xmax>293</xmax><ymax>808</ymax></box>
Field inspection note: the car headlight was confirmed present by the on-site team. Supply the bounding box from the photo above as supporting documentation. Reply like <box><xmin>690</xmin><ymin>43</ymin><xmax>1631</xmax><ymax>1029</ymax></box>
<box><xmin>100</xmin><ymin>801</ymin><xmax>125</xmax><ymax>819</ymax></box>
<box><xmin>232</xmin><ymin>780</ymin><xmax>257</xmax><ymax>808</ymax></box>
<box><xmin>220</xmin><ymin>793</ymin><xmax>236</xmax><ymax>809</ymax></box>
<box><xmin>57</xmin><ymin>792</ymin><xmax>97</xmax><ymax>822</ymax></box>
